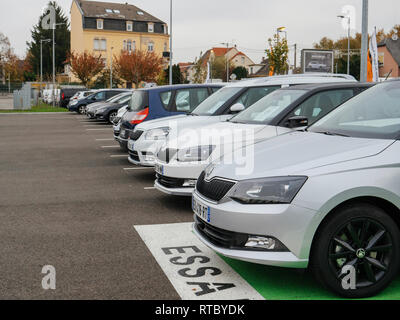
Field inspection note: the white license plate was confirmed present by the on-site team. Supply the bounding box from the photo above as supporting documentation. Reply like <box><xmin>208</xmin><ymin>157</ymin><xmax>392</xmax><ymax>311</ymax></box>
<box><xmin>155</xmin><ymin>164</ymin><xmax>164</xmax><ymax>175</ymax></box>
<box><xmin>120</xmin><ymin>129</ymin><xmax>125</xmax><ymax>136</ymax></box>
<box><xmin>128</xmin><ymin>140</ymin><xmax>134</xmax><ymax>151</ymax></box>
<box><xmin>192</xmin><ymin>197</ymin><xmax>211</xmax><ymax>223</ymax></box>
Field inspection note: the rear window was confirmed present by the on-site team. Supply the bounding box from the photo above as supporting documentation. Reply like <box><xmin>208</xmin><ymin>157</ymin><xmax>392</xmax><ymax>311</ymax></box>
<box><xmin>129</xmin><ymin>91</ymin><xmax>149</xmax><ymax>112</ymax></box>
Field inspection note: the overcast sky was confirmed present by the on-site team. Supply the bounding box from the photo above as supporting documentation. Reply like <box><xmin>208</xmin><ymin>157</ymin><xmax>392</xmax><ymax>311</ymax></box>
<box><xmin>1</xmin><ymin>0</ymin><xmax>399</xmax><ymax>64</ymax></box>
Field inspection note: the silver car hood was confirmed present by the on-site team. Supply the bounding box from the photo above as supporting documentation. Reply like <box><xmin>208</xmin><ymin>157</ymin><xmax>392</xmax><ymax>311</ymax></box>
<box><xmin>166</xmin><ymin>121</ymin><xmax>290</xmax><ymax>150</ymax></box>
<box><xmin>136</xmin><ymin>115</ymin><xmax>231</xmax><ymax>133</ymax></box>
<box><xmin>211</xmin><ymin>131</ymin><xmax>395</xmax><ymax>180</ymax></box>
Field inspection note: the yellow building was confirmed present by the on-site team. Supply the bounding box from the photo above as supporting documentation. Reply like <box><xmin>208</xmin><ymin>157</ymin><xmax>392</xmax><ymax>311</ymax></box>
<box><xmin>69</xmin><ymin>0</ymin><xmax>170</xmax><ymax>86</ymax></box>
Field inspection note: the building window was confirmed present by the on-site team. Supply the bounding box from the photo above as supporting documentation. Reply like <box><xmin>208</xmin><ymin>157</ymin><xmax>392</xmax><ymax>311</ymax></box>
<box><xmin>123</xmin><ymin>40</ymin><xmax>136</xmax><ymax>52</ymax></box>
<box><xmin>94</xmin><ymin>38</ymin><xmax>107</xmax><ymax>51</ymax></box>
<box><xmin>126</xmin><ymin>21</ymin><xmax>133</xmax><ymax>32</ymax></box>
<box><xmin>97</xmin><ymin>19</ymin><xmax>103</xmax><ymax>30</ymax></box>
<box><xmin>148</xmin><ymin>41</ymin><xmax>154</xmax><ymax>52</ymax></box>
<box><xmin>148</xmin><ymin>23</ymin><xmax>154</xmax><ymax>33</ymax></box>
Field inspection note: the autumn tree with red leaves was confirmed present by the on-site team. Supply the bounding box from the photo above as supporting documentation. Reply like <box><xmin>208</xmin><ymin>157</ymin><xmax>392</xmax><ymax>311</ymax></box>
<box><xmin>114</xmin><ymin>50</ymin><xmax>163</xmax><ymax>88</ymax></box>
<box><xmin>68</xmin><ymin>51</ymin><xmax>105</xmax><ymax>87</ymax></box>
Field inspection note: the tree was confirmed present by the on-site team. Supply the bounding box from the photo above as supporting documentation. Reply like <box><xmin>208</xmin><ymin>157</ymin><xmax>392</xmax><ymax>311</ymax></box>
<box><xmin>26</xmin><ymin>1</ymin><xmax>70</xmax><ymax>80</ymax></box>
<box><xmin>266</xmin><ymin>34</ymin><xmax>289</xmax><ymax>75</ymax></box>
<box><xmin>68</xmin><ymin>51</ymin><xmax>105</xmax><ymax>87</ymax></box>
<box><xmin>210</xmin><ymin>56</ymin><xmax>234</xmax><ymax>82</ymax></box>
<box><xmin>93</xmin><ymin>68</ymin><xmax>123</xmax><ymax>89</ymax></box>
<box><xmin>192</xmin><ymin>53</ymin><xmax>206</xmax><ymax>84</ymax></box>
<box><xmin>232</xmin><ymin>66</ymin><xmax>248</xmax><ymax>80</ymax></box>
<box><xmin>163</xmin><ymin>64</ymin><xmax>183</xmax><ymax>84</ymax></box>
<box><xmin>114</xmin><ymin>50</ymin><xmax>163</xmax><ymax>88</ymax></box>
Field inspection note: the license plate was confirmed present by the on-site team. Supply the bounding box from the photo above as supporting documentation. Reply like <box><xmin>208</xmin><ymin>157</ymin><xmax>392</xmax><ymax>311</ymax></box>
<box><xmin>128</xmin><ymin>140</ymin><xmax>134</xmax><ymax>151</ymax></box>
<box><xmin>192</xmin><ymin>197</ymin><xmax>211</xmax><ymax>223</ymax></box>
<box><xmin>155</xmin><ymin>164</ymin><xmax>164</xmax><ymax>175</ymax></box>
<box><xmin>120</xmin><ymin>129</ymin><xmax>125</xmax><ymax>137</ymax></box>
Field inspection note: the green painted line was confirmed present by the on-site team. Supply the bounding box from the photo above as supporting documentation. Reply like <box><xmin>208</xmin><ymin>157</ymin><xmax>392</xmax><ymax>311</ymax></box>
<box><xmin>221</xmin><ymin>256</ymin><xmax>400</xmax><ymax>300</ymax></box>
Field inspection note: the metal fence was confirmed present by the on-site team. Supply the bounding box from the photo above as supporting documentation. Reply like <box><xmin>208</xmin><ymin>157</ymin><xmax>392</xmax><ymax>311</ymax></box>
<box><xmin>0</xmin><ymin>82</ymin><xmax>23</xmax><ymax>95</ymax></box>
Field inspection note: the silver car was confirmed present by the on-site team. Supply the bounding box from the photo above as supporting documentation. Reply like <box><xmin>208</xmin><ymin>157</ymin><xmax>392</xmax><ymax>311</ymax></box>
<box><xmin>192</xmin><ymin>80</ymin><xmax>400</xmax><ymax>298</ymax></box>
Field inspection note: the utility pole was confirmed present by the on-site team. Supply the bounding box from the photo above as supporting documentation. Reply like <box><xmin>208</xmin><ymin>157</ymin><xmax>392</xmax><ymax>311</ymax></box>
<box><xmin>221</xmin><ymin>42</ymin><xmax>230</xmax><ymax>82</ymax></box>
<box><xmin>169</xmin><ymin>0</ymin><xmax>173</xmax><ymax>85</ymax></box>
<box><xmin>337</xmin><ymin>15</ymin><xmax>351</xmax><ymax>75</ymax></box>
<box><xmin>52</xmin><ymin>22</ymin><xmax>65</xmax><ymax>106</ymax></box>
<box><xmin>294</xmin><ymin>44</ymin><xmax>297</xmax><ymax>70</ymax></box>
<box><xmin>110</xmin><ymin>47</ymin><xmax>113</xmax><ymax>88</ymax></box>
<box><xmin>40</xmin><ymin>39</ymin><xmax>51</xmax><ymax>99</ymax></box>
<box><xmin>360</xmin><ymin>0</ymin><xmax>369</xmax><ymax>82</ymax></box>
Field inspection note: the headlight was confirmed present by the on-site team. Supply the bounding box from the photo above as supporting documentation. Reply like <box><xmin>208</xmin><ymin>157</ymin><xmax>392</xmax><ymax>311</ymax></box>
<box><xmin>177</xmin><ymin>145</ymin><xmax>216</xmax><ymax>162</ymax></box>
<box><xmin>70</xmin><ymin>100</ymin><xmax>78</xmax><ymax>106</ymax></box>
<box><xmin>229</xmin><ymin>176</ymin><xmax>307</xmax><ymax>204</ymax></box>
<box><xmin>144</xmin><ymin>127</ymin><xmax>170</xmax><ymax>140</ymax></box>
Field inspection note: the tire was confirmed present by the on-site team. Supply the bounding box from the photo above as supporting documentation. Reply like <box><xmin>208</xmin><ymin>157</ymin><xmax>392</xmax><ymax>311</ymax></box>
<box><xmin>78</xmin><ymin>105</ymin><xmax>87</xmax><ymax>115</ymax></box>
<box><xmin>310</xmin><ymin>203</ymin><xmax>400</xmax><ymax>298</ymax></box>
<box><xmin>107</xmin><ymin>111</ymin><xmax>118</xmax><ymax>124</ymax></box>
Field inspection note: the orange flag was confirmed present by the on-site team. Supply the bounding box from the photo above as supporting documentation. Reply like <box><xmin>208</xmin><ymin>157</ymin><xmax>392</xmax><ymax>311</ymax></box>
<box><xmin>367</xmin><ymin>51</ymin><xmax>373</xmax><ymax>82</ymax></box>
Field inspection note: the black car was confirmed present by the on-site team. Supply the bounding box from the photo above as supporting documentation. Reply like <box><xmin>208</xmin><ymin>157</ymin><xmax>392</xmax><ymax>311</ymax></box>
<box><xmin>59</xmin><ymin>87</ymin><xmax>87</xmax><ymax>108</ymax></box>
<box><xmin>68</xmin><ymin>89</ymin><xmax>130</xmax><ymax>114</ymax></box>
<box><xmin>88</xmin><ymin>92</ymin><xmax>133</xmax><ymax>123</ymax></box>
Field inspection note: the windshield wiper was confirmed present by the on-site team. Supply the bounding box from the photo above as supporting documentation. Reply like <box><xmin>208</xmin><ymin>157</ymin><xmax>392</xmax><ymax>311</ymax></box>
<box><xmin>315</xmin><ymin>131</ymin><xmax>350</xmax><ymax>137</ymax></box>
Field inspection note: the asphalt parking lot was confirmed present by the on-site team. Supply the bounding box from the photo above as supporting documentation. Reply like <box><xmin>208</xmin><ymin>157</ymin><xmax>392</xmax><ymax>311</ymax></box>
<box><xmin>0</xmin><ymin>112</ymin><xmax>193</xmax><ymax>299</ymax></box>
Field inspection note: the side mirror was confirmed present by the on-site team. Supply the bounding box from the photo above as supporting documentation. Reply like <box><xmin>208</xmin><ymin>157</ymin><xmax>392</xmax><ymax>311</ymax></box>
<box><xmin>287</xmin><ymin>116</ymin><xmax>308</xmax><ymax>128</ymax></box>
<box><xmin>230</xmin><ymin>103</ymin><xmax>245</xmax><ymax>113</ymax></box>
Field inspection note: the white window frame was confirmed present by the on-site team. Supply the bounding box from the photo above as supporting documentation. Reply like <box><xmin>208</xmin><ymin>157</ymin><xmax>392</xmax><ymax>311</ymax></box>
<box><xmin>148</xmin><ymin>41</ymin><xmax>154</xmax><ymax>52</ymax></box>
<box><xmin>100</xmin><ymin>39</ymin><xmax>107</xmax><ymax>51</ymax></box>
<box><xmin>148</xmin><ymin>23</ymin><xmax>154</xmax><ymax>33</ymax></box>
<box><xmin>126</xmin><ymin>21</ymin><xmax>133</xmax><ymax>32</ymax></box>
<box><xmin>94</xmin><ymin>38</ymin><xmax>100</xmax><ymax>50</ymax></box>
<box><xmin>97</xmin><ymin>19</ymin><xmax>104</xmax><ymax>30</ymax></box>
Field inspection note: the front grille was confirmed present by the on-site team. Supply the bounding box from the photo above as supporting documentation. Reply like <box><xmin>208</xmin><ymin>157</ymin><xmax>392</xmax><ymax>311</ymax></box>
<box><xmin>194</xmin><ymin>215</ymin><xmax>248</xmax><ymax>249</ymax></box>
<box><xmin>129</xmin><ymin>151</ymin><xmax>139</xmax><ymax>162</ymax></box>
<box><xmin>196</xmin><ymin>172</ymin><xmax>235</xmax><ymax>202</ymax></box>
<box><xmin>157</xmin><ymin>148</ymin><xmax>177</xmax><ymax>164</ymax></box>
<box><xmin>130</xmin><ymin>130</ymin><xmax>144</xmax><ymax>141</ymax></box>
<box><xmin>156</xmin><ymin>174</ymin><xmax>185</xmax><ymax>189</ymax></box>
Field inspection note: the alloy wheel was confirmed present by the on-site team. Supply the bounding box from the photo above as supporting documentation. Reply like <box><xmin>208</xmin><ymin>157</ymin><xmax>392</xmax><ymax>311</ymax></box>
<box><xmin>328</xmin><ymin>218</ymin><xmax>393</xmax><ymax>289</ymax></box>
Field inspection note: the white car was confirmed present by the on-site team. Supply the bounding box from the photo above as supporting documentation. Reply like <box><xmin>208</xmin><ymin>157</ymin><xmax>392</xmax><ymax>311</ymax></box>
<box><xmin>154</xmin><ymin>82</ymin><xmax>372</xmax><ymax>196</ymax></box>
<box><xmin>192</xmin><ymin>80</ymin><xmax>400</xmax><ymax>298</ymax></box>
<box><xmin>128</xmin><ymin>74</ymin><xmax>356</xmax><ymax>167</ymax></box>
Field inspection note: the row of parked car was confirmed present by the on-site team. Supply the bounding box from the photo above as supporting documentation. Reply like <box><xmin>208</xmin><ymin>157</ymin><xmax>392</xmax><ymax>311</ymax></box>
<box><xmin>72</xmin><ymin>73</ymin><xmax>400</xmax><ymax>299</ymax></box>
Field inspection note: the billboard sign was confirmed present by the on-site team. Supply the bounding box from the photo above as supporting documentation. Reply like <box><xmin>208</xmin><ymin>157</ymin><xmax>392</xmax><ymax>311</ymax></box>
<box><xmin>302</xmin><ymin>49</ymin><xmax>334</xmax><ymax>73</ymax></box>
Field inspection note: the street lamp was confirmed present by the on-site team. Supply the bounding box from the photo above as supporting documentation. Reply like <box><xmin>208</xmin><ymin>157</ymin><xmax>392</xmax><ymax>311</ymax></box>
<box><xmin>169</xmin><ymin>0</ymin><xmax>173</xmax><ymax>85</ymax></box>
<box><xmin>338</xmin><ymin>15</ymin><xmax>351</xmax><ymax>75</ymax></box>
<box><xmin>110</xmin><ymin>46</ymin><xmax>114</xmax><ymax>88</ymax></box>
<box><xmin>221</xmin><ymin>42</ymin><xmax>230</xmax><ymax>82</ymax></box>
<box><xmin>277</xmin><ymin>26</ymin><xmax>287</xmax><ymax>40</ymax></box>
<box><xmin>52</xmin><ymin>22</ymin><xmax>65</xmax><ymax>106</ymax></box>
<box><xmin>40</xmin><ymin>39</ymin><xmax>51</xmax><ymax>98</ymax></box>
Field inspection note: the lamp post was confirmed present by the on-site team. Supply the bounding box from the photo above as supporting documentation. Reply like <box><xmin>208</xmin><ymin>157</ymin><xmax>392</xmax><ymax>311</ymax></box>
<box><xmin>52</xmin><ymin>22</ymin><xmax>65</xmax><ymax>106</ymax></box>
<box><xmin>110</xmin><ymin>46</ymin><xmax>114</xmax><ymax>88</ymax></box>
<box><xmin>169</xmin><ymin>0</ymin><xmax>173</xmax><ymax>85</ymax></box>
<box><xmin>277</xmin><ymin>27</ymin><xmax>288</xmax><ymax>74</ymax></box>
<box><xmin>221</xmin><ymin>42</ymin><xmax>230</xmax><ymax>82</ymax></box>
<box><xmin>40</xmin><ymin>39</ymin><xmax>51</xmax><ymax>98</ymax></box>
<box><xmin>338</xmin><ymin>15</ymin><xmax>351</xmax><ymax>75</ymax></box>
<box><xmin>210</xmin><ymin>49</ymin><xmax>214</xmax><ymax>82</ymax></box>
<box><xmin>360</xmin><ymin>0</ymin><xmax>369</xmax><ymax>82</ymax></box>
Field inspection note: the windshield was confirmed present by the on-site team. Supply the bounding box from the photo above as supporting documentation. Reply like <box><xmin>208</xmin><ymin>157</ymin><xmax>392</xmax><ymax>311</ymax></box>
<box><xmin>310</xmin><ymin>81</ymin><xmax>400</xmax><ymax>139</ymax></box>
<box><xmin>128</xmin><ymin>90</ymin><xmax>149</xmax><ymax>112</ymax></box>
<box><xmin>191</xmin><ymin>87</ymin><xmax>242</xmax><ymax>115</ymax></box>
<box><xmin>230</xmin><ymin>89</ymin><xmax>306</xmax><ymax>124</ymax></box>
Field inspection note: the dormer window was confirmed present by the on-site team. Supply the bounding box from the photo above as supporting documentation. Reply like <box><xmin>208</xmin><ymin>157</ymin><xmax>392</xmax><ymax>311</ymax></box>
<box><xmin>105</xmin><ymin>9</ymin><xmax>112</xmax><ymax>13</ymax></box>
<box><xmin>148</xmin><ymin>23</ymin><xmax>154</xmax><ymax>33</ymax></box>
<box><xmin>113</xmin><ymin>9</ymin><xmax>120</xmax><ymax>14</ymax></box>
<box><xmin>137</xmin><ymin>11</ymin><xmax>144</xmax><ymax>15</ymax></box>
<box><xmin>97</xmin><ymin>19</ymin><xmax>103</xmax><ymax>30</ymax></box>
<box><xmin>126</xmin><ymin>21</ymin><xmax>133</xmax><ymax>32</ymax></box>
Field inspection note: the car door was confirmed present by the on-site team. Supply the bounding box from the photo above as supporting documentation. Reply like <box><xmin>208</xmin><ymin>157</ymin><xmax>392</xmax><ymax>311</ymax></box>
<box><xmin>280</xmin><ymin>88</ymin><xmax>356</xmax><ymax>127</ymax></box>
<box><xmin>172</xmin><ymin>88</ymin><xmax>211</xmax><ymax>113</ymax></box>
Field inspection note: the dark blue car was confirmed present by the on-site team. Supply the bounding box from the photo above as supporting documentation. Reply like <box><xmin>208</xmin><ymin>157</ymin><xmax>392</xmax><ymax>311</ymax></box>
<box><xmin>114</xmin><ymin>84</ymin><xmax>224</xmax><ymax>150</ymax></box>
<box><xmin>68</xmin><ymin>89</ymin><xmax>130</xmax><ymax>114</ymax></box>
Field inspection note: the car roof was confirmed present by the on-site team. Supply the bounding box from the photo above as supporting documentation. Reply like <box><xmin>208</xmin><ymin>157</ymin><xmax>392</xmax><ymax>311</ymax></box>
<box><xmin>280</xmin><ymin>82</ymin><xmax>375</xmax><ymax>91</ymax></box>
<box><xmin>139</xmin><ymin>83</ymin><xmax>225</xmax><ymax>92</ymax></box>
<box><xmin>226</xmin><ymin>74</ymin><xmax>357</xmax><ymax>88</ymax></box>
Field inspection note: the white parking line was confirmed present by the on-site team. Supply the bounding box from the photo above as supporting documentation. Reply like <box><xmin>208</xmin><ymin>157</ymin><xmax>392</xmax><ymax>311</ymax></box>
<box><xmin>86</xmin><ymin>128</ymin><xmax>111</xmax><ymax>131</ymax></box>
<box><xmin>135</xmin><ymin>223</ymin><xmax>264</xmax><ymax>300</ymax></box>
<box><xmin>101</xmin><ymin>145</ymin><xmax>120</xmax><ymax>149</ymax></box>
<box><xmin>124</xmin><ymin>167</ymin><xmax>153</xmax><ymax>171</ymax></box>
<box><xmin>96</xmin><ymin>138</ymin><xmax>114</xmax><ymax>141</ymax></box>
<box><xmin>110</xmin><ymin>155</ymin><xmax>127</xmax><ymax>158</ymax></box>
<box><xmin>144</xmin><ymin>187</ymin><xmax>156</xmax><ymax>190</ymax></box>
